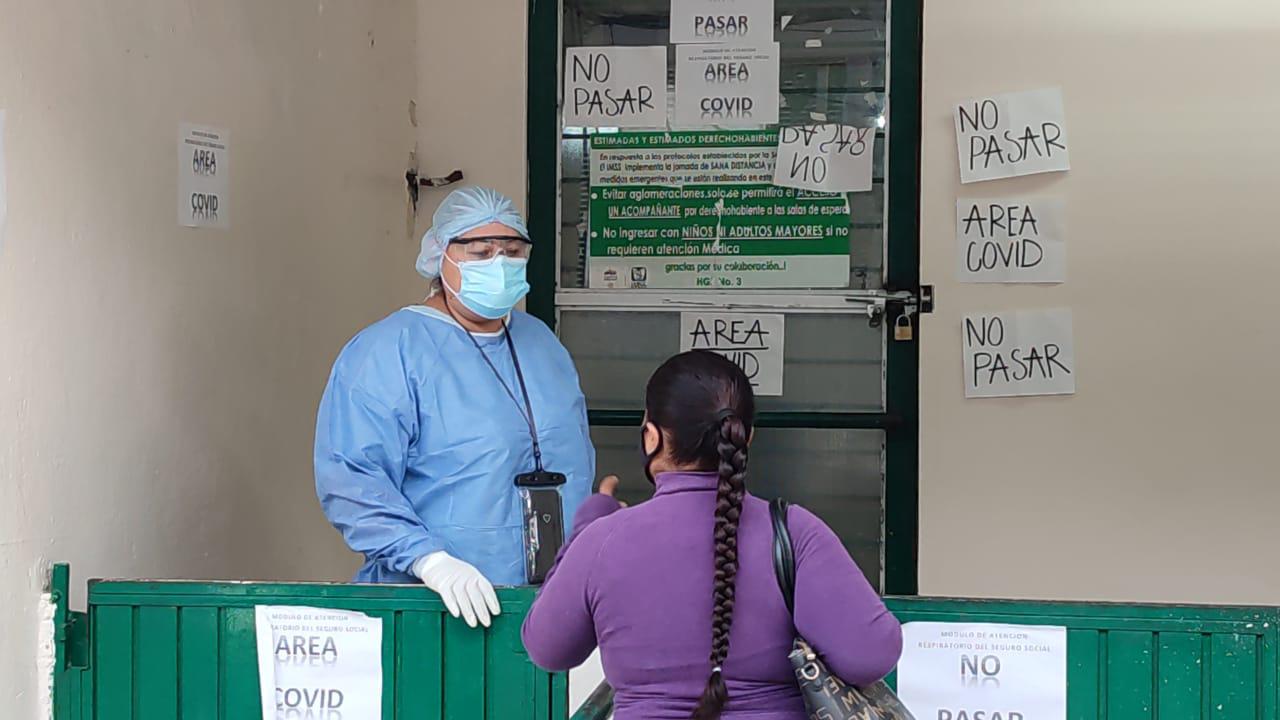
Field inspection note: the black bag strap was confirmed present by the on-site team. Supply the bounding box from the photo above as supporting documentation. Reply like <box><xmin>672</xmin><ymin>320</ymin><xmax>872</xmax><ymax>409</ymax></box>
<box><xmin>770</xmin><ymin>497</ymin><xmax>796</xmax><ymax>615</ymax></box>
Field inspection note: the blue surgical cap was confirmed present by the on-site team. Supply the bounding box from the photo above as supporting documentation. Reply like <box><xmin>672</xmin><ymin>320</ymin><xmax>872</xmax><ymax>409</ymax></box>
<box><xmin>416</xmin><ymin>186</ymin><xmax>530</xmax><ymax>279</ymax></box>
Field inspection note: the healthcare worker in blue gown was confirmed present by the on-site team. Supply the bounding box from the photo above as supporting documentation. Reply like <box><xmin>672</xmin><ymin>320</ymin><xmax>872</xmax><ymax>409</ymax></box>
<box><xmin>315</xmin><ymin>186</ymin><xmax>594</xmax><ymax>628</ymax></box>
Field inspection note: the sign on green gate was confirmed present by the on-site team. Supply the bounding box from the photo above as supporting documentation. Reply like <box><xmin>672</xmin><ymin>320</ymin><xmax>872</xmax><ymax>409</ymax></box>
<box><xmin>587</xmin><ymin>131</ymin><xmax>851</xmax><ymax>289</ymax></box>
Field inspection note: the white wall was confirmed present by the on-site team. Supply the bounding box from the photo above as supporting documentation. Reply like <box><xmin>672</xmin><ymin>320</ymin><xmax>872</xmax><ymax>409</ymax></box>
<box><xmin>916</xmin><ymin>1</ymin><xmax>1280</xmax><ymax>603</ymax></box>
<box><xmin>0</xmin><ymin>1</ymin><xmax>419</xmax><ymax>714</ymax></box>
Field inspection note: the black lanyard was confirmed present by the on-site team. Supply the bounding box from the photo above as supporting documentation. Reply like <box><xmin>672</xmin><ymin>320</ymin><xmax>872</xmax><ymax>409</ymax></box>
<box><xmin>453</xmin><ymin>311</ymin><xmax>544</xmax><ymax>472</ymax></box>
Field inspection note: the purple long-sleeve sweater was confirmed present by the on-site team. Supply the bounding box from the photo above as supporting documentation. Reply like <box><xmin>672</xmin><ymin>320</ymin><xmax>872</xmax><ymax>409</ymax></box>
<box><xmin>522</xmin><ymin>471</ymin><xmax>903</xmax><ymax>720</ymax></box>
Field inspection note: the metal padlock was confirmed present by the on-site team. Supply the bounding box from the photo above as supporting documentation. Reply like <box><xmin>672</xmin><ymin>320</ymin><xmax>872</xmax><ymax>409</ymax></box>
<box><xmin>894</xmin><ymin>312</ymin><xmax>914</xmax><ymax>341</ymax></box>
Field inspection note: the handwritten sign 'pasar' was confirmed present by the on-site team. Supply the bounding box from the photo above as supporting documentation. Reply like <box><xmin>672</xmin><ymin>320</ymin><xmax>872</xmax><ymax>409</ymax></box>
<box><xmin>954</xmin><ymin>87</ymin><xmax>1070</xmax><ymax>184</ymax></box>
<box><xmin>963</xmin><ymin>309</ymin><xmax>1075</xmax><ymax>398</ymax></box>
<box><xmin>956</xmin><ymin>198</ymin><xmax>1066</xmax><ymax>283</ymax></box>
<box><xmin>772</xmin><ymin>124</ymin><xmax>875</xmax><ymax>192</ymax></box>
<box><xmin>563</xmin><ymin>47</ymin><xmax>668</xmax><ymax>128</ymax></box>
<box><xmin>681</xmin><ymin>312</ymin><xmax>785</xmax><ymax>395</ymax></box>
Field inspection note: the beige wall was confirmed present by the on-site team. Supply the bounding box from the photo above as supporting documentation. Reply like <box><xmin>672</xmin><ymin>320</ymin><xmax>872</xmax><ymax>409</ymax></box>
<box><xmin>916</xmin><ymin>1</ymin><xmax>1280</xmax><ymax>603</ymax></box>
<box><xmin>0</xmin><ymin>1</ymin><xmax>420</xmax><ymax>714</ymax></box>
<box><xmin>414</xmin><ymin>0</ymin><xmax>529</xmax><ymax>228</ymax></box>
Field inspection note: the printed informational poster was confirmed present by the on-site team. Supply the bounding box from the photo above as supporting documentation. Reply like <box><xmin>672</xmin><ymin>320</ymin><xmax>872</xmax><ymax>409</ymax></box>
<box><xmin>670</xmin><ymin>0</ymin><xmax>775</xmax><ymax>44</ymax></box>
<box><xmin>588</xmin><ymin>131</ymin><xmax>851</xmax><ymax>289</ymax></box>
<box><xmin>773</xmin><ymin>124</ymin><xmax>876</xmax><ymax>193</ymax></box>
<box><xmin>675</xmin><ymin>44</ymin><xmax>780</xmax><ymax>128</ymax></box>
<box><xmin>681</xmin><ymin>312</ymin><xmax>785</xmax><ymax>395</ymax></box>
<box><xmin>898</xmin><ymin>622</ymin><xmax>1068</xmax><ymax>720</ymax></box>
<box><xmin>954</xmin><ymin>87</ymin><xmax>1070</xmax><ymax>184</ymax></box>
<box><xmin>178</xmin><ymin>123</ymin><xmax>230</xmax><ymax>230</ymax></box>
<box><xmin>255</xmin><ymin>605</ymin><xmax>383</xmax><ymax>720</ymax></box>
<box><xmin>963</xmin><ymin>308</ymin><xmax>1075</xmax><ymax>398</ymax></box>
<box><xmin>956</xmin><ymin>198</ymin><xmax>1066</xmax><ymax>283</ymax></box>
<box><xmin>0</xmin><ymin>110</ymin><xmax>7</xmax><ymax>251</ymax></box>
<box><xmin>563</xmin><ymin>47</ymin><xmax>668</xmax><ymax>128</ymax></box>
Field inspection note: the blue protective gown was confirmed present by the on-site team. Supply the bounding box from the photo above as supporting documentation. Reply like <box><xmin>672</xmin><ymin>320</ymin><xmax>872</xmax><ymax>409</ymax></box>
<box><xmin>314</xmin><ymin>306</ymin><xmax>594</xmax><ymax>586</ymax></box>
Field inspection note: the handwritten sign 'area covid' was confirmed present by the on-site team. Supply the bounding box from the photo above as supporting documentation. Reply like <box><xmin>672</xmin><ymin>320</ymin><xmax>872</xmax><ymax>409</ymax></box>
<box><xmin>669</xmin><ymin>0</ymin><xmax>774</xmax><ymax>44</ymax></box>
<box><xmin>898</xmin><ymin>622</ymin><xmax>1068</xmax><ymax>720</ymax></box>
<box><xmin>255</xmin><ymin>606</ymin><xmax>383</xmax><ymax>720</ymax></box>
<box><xmin>681</xmin><ymin>312</ymin><xmax>785</xmax><ymax>395</ymax></box>
<box><xmin>772</xmin><ymin>124</ymin><xmax>875</xmax><ymax>193</ymax></box>
<box><xmin>962</xmin><ymin>308</ymin><xmax>1075</xmax><ymax>398</ymax></box>
<box><xmin>956</xmin><ymin>198</ymin><xmax>1066</xmax><ymax>283</ymax></box>
<box><xmin>178</xmin><ymin>123</ymin><xmax>230</xmax><ymax>230</ymax></box>
<box><xmin>563</xmin><ymin>47</ymin><xmax>668</xmax><ymax>128</ymax></box>
<box><xmin>675</xmin><ymin>44</ymin><xmax>780</xmax><ymax>129</ymax></box>
<box><xmin>954</xmin><ymin>88</ymin><xmax>1070</xmax><ymax>184</ymax></box>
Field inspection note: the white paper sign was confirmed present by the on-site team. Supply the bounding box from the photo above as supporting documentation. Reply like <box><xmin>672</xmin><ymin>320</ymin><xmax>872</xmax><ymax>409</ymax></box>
<box><xmin>963</xmin><ymin>309</ymin><xmax>1075</xmax><ymax>398</ymax></box>
<box><xmin>563</xmin><ymin>47</ymin><xmax>668</xmax><ymax>128</ymax></box>
<box><xmin>772</xmin><ymin>124</ymin><xmax>875</xmax><ymax>192</ymax></box>
<box><xmin>0</xmin><ymin>110</ymin><xmax>7</xmax><ymax>251</ymax></box>
<box><xmin>954</xmin><ymin>88</ymin><xmax>1070</xmax><ymax>184</ymax></box>
<box><xmin>675</xmin><ymin>44</ymin><xmax>780</xmax><ymax>128</ymax></box>
<box><xmin>957</xmin><ymin>198</ymin><xmax>1066</xmax><ymax>283</ymax></box>
<box><xmin>670</xmin><ymin>0</ymin><xmax>774</xmax><ymax>44</ymax></box>
<box><xmin>681</xmin><ymin>312</ymin><xmax>785</xmax><ymax>395</ymax></box>
<box><xmin>255</xmin><ymin>605</ymin><xmax>383</xmax><ymax>720</ymax></box>
<box><xmin>898</xmin><ymin>622</ymin><xmax>1068</xmax><ymax>720</ymax></box>
<box><xmin>178</xmin><ymin>123</ymin><xmax>230</xmax><ymax>230</ymax></box>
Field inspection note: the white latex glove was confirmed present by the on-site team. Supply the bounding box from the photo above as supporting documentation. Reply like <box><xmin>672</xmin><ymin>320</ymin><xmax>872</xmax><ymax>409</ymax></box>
<box><xmin>412</xmin><ymin>551</ymin><xmax>501</xmax><ymax>628</ymax></box>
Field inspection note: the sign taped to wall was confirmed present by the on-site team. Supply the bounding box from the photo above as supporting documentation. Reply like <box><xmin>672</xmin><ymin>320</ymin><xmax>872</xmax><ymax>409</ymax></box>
<box><xmin>681</xmin><ymin>312</ymin><xmax>785</xmax><ymax>395</ymax></box>
<box><xmin>255</xmin><ymin>605</ymin><xmax>383</xmax><ymax>720</ymax></box>
<box><xmin>670</xmin><ymin>0</ymin><xmax>775</xmax><ymax>44</ymax></box>
<box><xmin>962</xmin><ymin>308</ymin><xmax>1076</xmax><ymax>398</ymax></box>
<box><xmin>675</xmin><ymin>44</ymin><xmax>780</xmax><ymax>128</ymax></box>
<box><xmin>587</xmin><ymin>131</ymin><xmax>851</xmax><ymax>289</ymax></box>
<box><xmin>898</xmin><ymin>622</ymin><xmax>1067</xmax><ymax>720</ymax></box>
<box><xmin>563</xmin><ymin>47</ymin><xmax>668</xmax><ymax>128</ymax></box>
<box><xmin>956</xmin><ymin>198</ymin><xmax>1066</xmax><ymax>283</ymax></box>
<box><xmin>773</xmin><ymin>124</ymin><xmax>876</xmax><ymax>193</ymax></box>
<box><xmin>178</xmin><ymin>123</ymin><xmax>230</xmax><ymax>230</ymax></box>
<box><xmin>954</xmin><ymin>88</ymin><xmax>1070</xmax><ymax>184</ymax></box>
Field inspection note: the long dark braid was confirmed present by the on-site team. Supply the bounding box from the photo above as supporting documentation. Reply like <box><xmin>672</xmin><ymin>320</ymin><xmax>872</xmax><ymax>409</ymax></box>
<box><xmin>643</xmin><ymin>351</ymin><xmax>755</xmax><ymax>720</ymax></box>
<box><xmin>693</xmin><ymin>413</ymin><xmax>749</xmax><ymax>720</ymax></box>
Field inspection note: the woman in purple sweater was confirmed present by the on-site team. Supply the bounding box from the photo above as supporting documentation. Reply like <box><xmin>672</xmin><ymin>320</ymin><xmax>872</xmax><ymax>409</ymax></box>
<box><xmin>522</xmin><ymin>351</ymin><xmax>903</xmax><ymax>719</ymax></box>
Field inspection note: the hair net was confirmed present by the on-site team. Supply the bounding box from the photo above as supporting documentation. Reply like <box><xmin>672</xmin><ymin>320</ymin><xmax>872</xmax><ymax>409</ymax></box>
<box><xmin>416</xmin><ymin>186</ymin><xmax>530</xmax><ymax>279</ymax></box>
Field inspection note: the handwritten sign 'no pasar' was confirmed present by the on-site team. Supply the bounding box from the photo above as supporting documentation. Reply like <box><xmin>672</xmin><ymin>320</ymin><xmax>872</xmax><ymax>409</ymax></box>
<box><xmin>564</xmin><ymin>47</ymin><xmax>668</xmax><ymax>128</ymax></box>
<box><xmin>962</xmin><ymin>308</ymin><xmax>1075</xmax><ymax>399</ymax></box>
<box><xmin>954</xmin><ymin>87</ymin><xmax>1070</xmax><ymax>184</ymax></box>
<box><xmin>772</xmin><ymin>124</ymin><xmax>875</xmax><ymax>193</ymax></box>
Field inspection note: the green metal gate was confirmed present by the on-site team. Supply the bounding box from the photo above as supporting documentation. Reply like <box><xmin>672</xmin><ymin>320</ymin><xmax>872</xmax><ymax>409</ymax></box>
<box><xmin>51</xmin><ymin>563</ymin><xmax>1279</xmax><ymax>720</ymax></box>
<box><xmin>49</xmin><ymin>565</ymin><xmax>567</xmax><ymax>720</ymax></box>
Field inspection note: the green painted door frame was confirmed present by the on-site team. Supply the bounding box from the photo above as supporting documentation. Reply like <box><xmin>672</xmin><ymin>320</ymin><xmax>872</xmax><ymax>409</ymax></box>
<box><xmin>525</xmin><ymin>0</ymin><xmax>923</xmax><ymax>595</ymax></box>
